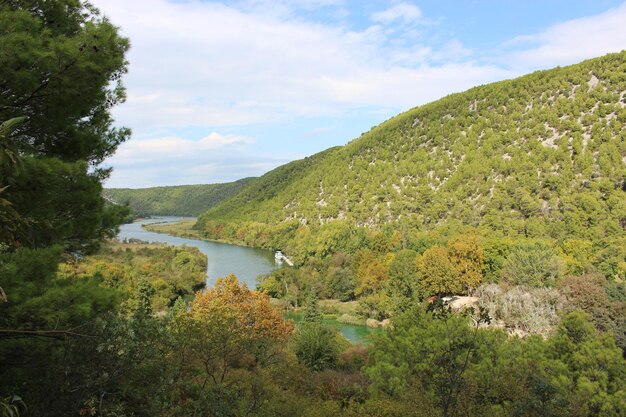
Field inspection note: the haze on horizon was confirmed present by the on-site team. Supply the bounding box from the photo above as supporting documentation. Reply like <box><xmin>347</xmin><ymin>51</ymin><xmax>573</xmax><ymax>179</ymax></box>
<box><xmin>95</xmin><ymin>0</ymin><xmax>626</xmax><ymax>189</ymax></box>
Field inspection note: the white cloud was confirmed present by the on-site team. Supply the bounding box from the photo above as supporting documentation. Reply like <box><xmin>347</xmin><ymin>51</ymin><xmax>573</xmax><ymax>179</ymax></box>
<box><xmin>104</xmin><ymin>133</ymin><xmax>284</xmax><ymax>188</ymax></box>
<box><xmin>92</xmin><ymin>0</ymin><xmax>503</xmax><ymax>134</ymax></box>
<box><xmin>371</xmin><ymin>2</ymin><xmax>422</xmax><ymax>25</ymax></box>
<box><xmin>90</xmin><ymin>0</ymin><xmax>626</xmax><ymax>187</ymax></box>
<box><xmin>111</xmin><ymin>133</ymin><xmax>253</xmax><ymax>162</ymax></box>
<box><xmin>506</xmin><ymin>2</ymin><xmax>626</xmax><ymax>68</ymax></box>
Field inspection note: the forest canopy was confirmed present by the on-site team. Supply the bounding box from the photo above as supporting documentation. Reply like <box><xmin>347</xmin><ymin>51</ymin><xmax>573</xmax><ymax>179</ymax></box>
<box><xmin>0</xmin><ymin>1</ymin><xmax>625</xmax><ymax>416</ymax></box>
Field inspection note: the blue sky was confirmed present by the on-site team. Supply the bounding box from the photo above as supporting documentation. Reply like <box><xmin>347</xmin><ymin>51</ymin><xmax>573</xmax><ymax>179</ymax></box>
<box><xmin>93</xmin><ymin>0</ymin><xmax>626</xmax><ymax>188</ymax></box>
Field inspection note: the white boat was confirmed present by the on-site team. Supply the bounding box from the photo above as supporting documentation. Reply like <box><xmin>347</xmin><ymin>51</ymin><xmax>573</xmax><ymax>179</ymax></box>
<box><xmin>275</xmin><ymin>250</ymin><xmax>283</xmax><ymax>263</ymax></box>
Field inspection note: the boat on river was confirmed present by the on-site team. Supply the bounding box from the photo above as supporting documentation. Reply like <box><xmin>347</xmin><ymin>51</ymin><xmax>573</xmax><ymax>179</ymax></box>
<box><xmin>274</xmin><ymin>250</ymin><xmax>293</xmax><ymax>266</ymax></box>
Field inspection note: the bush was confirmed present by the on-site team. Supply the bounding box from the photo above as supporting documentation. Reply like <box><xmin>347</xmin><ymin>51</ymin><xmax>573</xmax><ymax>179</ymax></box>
<box><xmin>338</xmin><ymin>345</ymin><xmax>369</xmax><ymax>372</ymax></box>
<box><xmin>558</xmin><ymin>274</ymin><xmax>626</xmax><ymax>353</ymax></box>
<box><xmin>500</xmin><ymin>241</ymin><xmax>563</xmax><ymax>287</ymax></box>
<box><xmin>476</xmin><ymin>283</ymin><xmax>562</xmax><ymax>336</ymax></box>
<box><xmin>294</xmin><ymin>323</ymin><xmax>345</xmax><ymax>371</ymax></box>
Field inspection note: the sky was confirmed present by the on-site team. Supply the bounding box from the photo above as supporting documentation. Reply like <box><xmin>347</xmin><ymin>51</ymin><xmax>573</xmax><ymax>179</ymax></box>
<box><xmin>94</xmin><ymin>0</ymin><xmax>626</xmax><ymax>188</ymax></box>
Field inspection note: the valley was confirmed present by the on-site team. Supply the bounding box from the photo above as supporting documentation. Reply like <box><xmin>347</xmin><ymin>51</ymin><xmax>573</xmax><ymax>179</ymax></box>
<box><xmin>1</xmin><ymin>2</ymin><xmax>625</xmax><ymax>415</ymax></box>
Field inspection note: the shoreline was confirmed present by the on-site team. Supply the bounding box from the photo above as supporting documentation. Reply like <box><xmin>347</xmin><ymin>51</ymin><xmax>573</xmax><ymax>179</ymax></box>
<box><xmin>141</xmin><ymin>218</ymin><xmax>261</xmax><ymax>250</ymax></box>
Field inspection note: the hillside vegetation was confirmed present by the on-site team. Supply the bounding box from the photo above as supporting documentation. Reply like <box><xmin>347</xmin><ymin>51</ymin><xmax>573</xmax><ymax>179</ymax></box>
<box><xmin>193</xmin><ymin>53</ymin><xmax>626</xmax><ymax>341</ymax></box>
<box><xmin>105</xmin><ymin>178</ymin><xmax>252</xmax><ymax>216</ymax></box>
<box><xmin>198</xmin><ymin>52</ymin><xmax>626</xmax><ymax>242</ymax></box>
<box><xmin>59</xmin><ymin>241</ymin><xmax>207</xmax><ymax>312</ymax></box>
<box><xmin>1</xmin><ymin>1</ymin><xmax>624</xmax><ymax>414</ymax></box>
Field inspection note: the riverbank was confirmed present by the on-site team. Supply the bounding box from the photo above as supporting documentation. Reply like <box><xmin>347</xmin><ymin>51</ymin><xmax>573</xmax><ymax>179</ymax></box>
<box><xmin>283</xmin><ymin>310</ymin><xmax>382</xmax><ymax>344</ymax></box>
<box><xmin>143</xmin><ymin>219</ymin><xmax>255</xmax><ymax>249</ymax></box>
<box><xmin>271</xmin><ymin>297</ymin><xmax>384</xmax><ymax>344</ymax></box>
<box><xmin>118</xmin><ymin>217</ymin><xmax>277</xmax><ymax>288</ymax></box>
<box><xmin>132</xmin><ymin>217</ymin><xmax>382</xmax><ymax>344</ymax></box>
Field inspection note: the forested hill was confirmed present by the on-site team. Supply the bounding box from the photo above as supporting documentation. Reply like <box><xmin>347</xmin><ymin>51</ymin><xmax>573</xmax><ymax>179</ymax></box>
<box><xmin>199</xmin><ymin>52</ymin><xmax>626</xmax><ymax>241</ymax></box>
<box><xmin>105</xmin><ymin>178</ymin><xmax>253</xmax><ymax>217</ymax></box>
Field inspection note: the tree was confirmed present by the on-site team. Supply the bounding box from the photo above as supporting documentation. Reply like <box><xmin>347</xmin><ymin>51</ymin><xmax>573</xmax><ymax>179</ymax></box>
<box><xmin>134</xmin><ymin>279</ymin><xmax>155</xmax><ymax>318</ymax></box>
<box><xmin>0</xmin><ymin>2</ymin><xmax>131</xmax><ymax>412</ymax></box>
<box><xmin>549</xmin><ymin>312</ymin><xmax>626</xmax><ymax>416</ymax></box>
<box><xmin>0</xmin><ymin>117</ymin><xmax>27</xmax><ymax>246</ymax></box>
<box><xmin>558</xmin><ymin>274</ymin><xmax>626</xmax><ymax>353</ymax></box>
<box><xmin>386</xmin><ymin>249</ymin><xmax>420</xmax><ymax>313</ymax></box>
<box><xmin>0</xmin><ymin>246</ymin><xmax>123</xmax><ymax>416</ymax></box>
<box><xmin>168</xmin><ymin>275</ymin><xmax>293</xmax><ymax>414</ymax></box>
<box><xmin>448</xmin><ymin>234</ymin><xmax>483</xmax><ymax>291</ymax></box>
<box><xmin>355</xmin><ymin>250</ymin><xmax>390</xmax><ymax>297</ymax></box>
<box><xmin>500</xmin><ymin>241</ymin><xmax>563</xmax><ymax>287</ymax></box>
<box><xmin>294</xmin><ymin>323</ymin><xmax>344</xmax><ymax>372</ymax></box>
<box><xmin>327</xmin><ymin>266</ymin><xmax>357</xmax><ymax>301</ymax></box>
<box><xmin>366</xmin><ymin>306</ymin><xmax>489</xmax><ymax>417</ymax></box>
<box><xmin>0</xmin><ymin>0</ymin><xmax>130</xmax><ymax>164</ymax></box>
<box><xmin>419</xmin><ymin>246</ymin><xmax>459</xmax><ymax>295</ymax></box>
<box><xmin>303</xmin><ymin>289</ymin><xmax>322</xmax><ymax>323</ymax></box>
<box><xmin>0</xmin><ymin>1</ymin><xmax>130</xmax><ymax>251</ymax></box>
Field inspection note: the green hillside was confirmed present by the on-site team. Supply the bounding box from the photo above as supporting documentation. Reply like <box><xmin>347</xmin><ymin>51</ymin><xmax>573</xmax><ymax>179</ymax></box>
<box><xmin>105</xmin><ymin>178</ymin><xmax>253</xmax><ymax>217</ymax></box>
<box><xmin>198</xmin><ymin>52</ymin><xmax>626</xmax><ymax>242</ymax></box>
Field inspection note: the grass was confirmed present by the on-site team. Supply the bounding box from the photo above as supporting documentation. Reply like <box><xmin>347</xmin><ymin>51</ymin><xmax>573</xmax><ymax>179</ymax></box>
<box><xmin>336</xmin><ymin>313</ymin><xmax>366</xmax><ymax>326</ymax></box>
<box><xmin>143</xmin><ymin>220</ymin><xmax>203</xmax><ymax>238</ymax></box>
<box><xmin>319</xmin><ymin>300</ymin><xmax>360</xmax><ymax>315</ymax></box>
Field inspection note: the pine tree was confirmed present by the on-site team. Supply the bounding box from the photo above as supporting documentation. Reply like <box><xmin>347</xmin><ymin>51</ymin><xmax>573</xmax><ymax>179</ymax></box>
<box><xmin>302</xmin><ymin>289</ymin><xmax>322</xmax><ymax>323</ymax></box>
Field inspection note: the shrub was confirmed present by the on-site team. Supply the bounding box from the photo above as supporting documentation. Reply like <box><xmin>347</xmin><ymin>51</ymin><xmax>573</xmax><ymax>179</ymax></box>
<box><xmin>294</xmin><ymin>323</ymin><xmax>345</xmax><ymax>371</ymax></box>
<box><xmin>558</xmin><ymin>274</ymin><xmax>626</xmax><ymax>353</ymax></box>
<box><xmin>476</xmin><ymin>283</ymin><xmax>562</xmax><ymax>336</ymax></box>
<box><xmin>500</xmin><ymin>241</ymin><xmax>563</xmax><ymax>287</ymax></box>
<box><xmin>338</xmin><ymin>345</ymin><xmax>369</xmax><ymax>372</ymax></box>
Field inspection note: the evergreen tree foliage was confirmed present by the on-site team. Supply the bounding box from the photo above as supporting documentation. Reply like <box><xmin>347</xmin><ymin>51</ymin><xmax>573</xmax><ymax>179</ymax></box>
<box><xmin>367</xmin><ymin>307</ymin><xmax>626</xmax><ymax>417</ymax></box>
<box><xmin>303</xmin><ymin>289</ymin><xmax>323</xmax><ymax>323</ymax></box>
<box><xmin>197</xmin><ymin>52</ymin><xmax>626</xmax><ymax>259</ymax></box>
<box><xmin>294</xmin><ymin>323</ymin><xmax>343</xmax><ymax>372</ymax></box>
<box><xmin>104</xmin><ymin>178</ymin><xmax>253</xmax><ymax>217</ymax></box>
<box><xmin>0</xmin><ymin>2</ymin><xmax>131</xmax><ymax>414</ymax></box>
<box><xmin>0</xmin><ymin>0</ymin><xmax>130</xmax><ymax>252</ymax></box>
<box><xmin>501</xmin><ymin>242</ymin><xmax>563</xmax><ymax>287</ymax></box>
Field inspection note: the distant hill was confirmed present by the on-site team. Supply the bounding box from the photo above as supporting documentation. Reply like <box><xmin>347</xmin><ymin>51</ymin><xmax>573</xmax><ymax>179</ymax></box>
<box><xmin>105</xmin><ymin>178</ymin><xmax>253</xmax><ymax>217</ymax></box>
<box><xmin>198</xmin><ymin>52</ymin><xmax>626</xmax><ymax>242</ymax></box>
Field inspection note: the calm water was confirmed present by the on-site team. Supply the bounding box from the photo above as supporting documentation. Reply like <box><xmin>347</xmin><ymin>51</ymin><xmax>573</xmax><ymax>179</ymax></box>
<box><xmin>117</xmin><ymin>216</ymin><xmax>276</xmax><ymax>288</ymax></box>
<box><xmin>117</xmin><ymin>216</ymin><xmax>380</xmax><ymax>344</ymax></box>
<box><xmin>284</xmin><ymin>312</ymin><xmax>382</xmax><ymax>344</ymax></box>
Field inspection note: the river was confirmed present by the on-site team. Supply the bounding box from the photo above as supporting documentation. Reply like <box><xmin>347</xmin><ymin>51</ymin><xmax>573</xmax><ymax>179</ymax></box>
<box><xmin>117</xmin><ymin>216</ymin><xmax>276</xmax><ymax>288</ymax></box>
<box><xmin>117</xmin><ymin>216</ymin><xmax>381</xmax><ymax>344</ymax></box>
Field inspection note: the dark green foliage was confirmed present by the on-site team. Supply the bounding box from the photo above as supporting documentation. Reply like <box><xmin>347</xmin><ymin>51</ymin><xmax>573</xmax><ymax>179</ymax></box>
<box><xmin>606</xmin><ymin>281</ymin><xmax>626</xmax><ymax>302</ymax></box>
<box><xmin>0</xmin><ymin>246</ymin><xmax>118</xmax><ymax>331</ymax></box>
<box><xmin>385</xmin><ymin>249</ymin><xmax>420</xmax><ymax>312</ymax></box>
<box><xmin>0</xmin><ymin>117</ymin><xmax>27</xmax><ymax>246</ymax></box>
<box><xmin>198</xmin><ymin>52</ymin><xmax>626</xmax><ymax>261</ymax></box>
<box><xmin>500</xmin><ymin>241</ymin><xmax>563</xmax><ymax>287</ymax></box>
<box><xmin>0</xmin><ymin>0</ymin><xmax>131</xmax><ymax>252</ymax></box>
<box><xmin>367</xmin><ymin>306</ymin><xmax>486</xmax><ymax>415</ymax></box>
<box><xmin>135</xmin><ymin>280</ymin><xmax>155</xmax><ymax>318</ymax></box>
<box><xmin>367</xmin><ymin>307</ymin><xmax>626</xmax><ymax>417</ymax></box>
<box><xmin>0</xmin><ymin>0</ymin><xmax>130</xmax><ymax>164</ymax></box>
<box><xmin>326</xmin><ymin>265</ymin><xmax>357</xmax><ymax>301</ymax></box>
<box><xmin>0</xmin><ymin>1</ymin><xmax>135</xmax><ymax>414</ymax></box>
<box><xmin>294</xmin><ymin>323</ymin><xmax>343</xmax><ymax>371</ymax></box>
<box><xmin>9</xmin><ymin>157</ymin><xmax>113</xmax><ymax>251</ymax></box>
<box><xmin>0</xmin><ymin>246</ymin><xmax>123</xmax><ymax>417</ymax></box>
<box><xmin>104</xmin><ymin>178</ymin><xmax>253</xmax><ymax>217</ymax></box>
<box><xmin>303</xmin><ymin>290</ymin><xmax>322</xmax><ymax>323</ymax></box>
